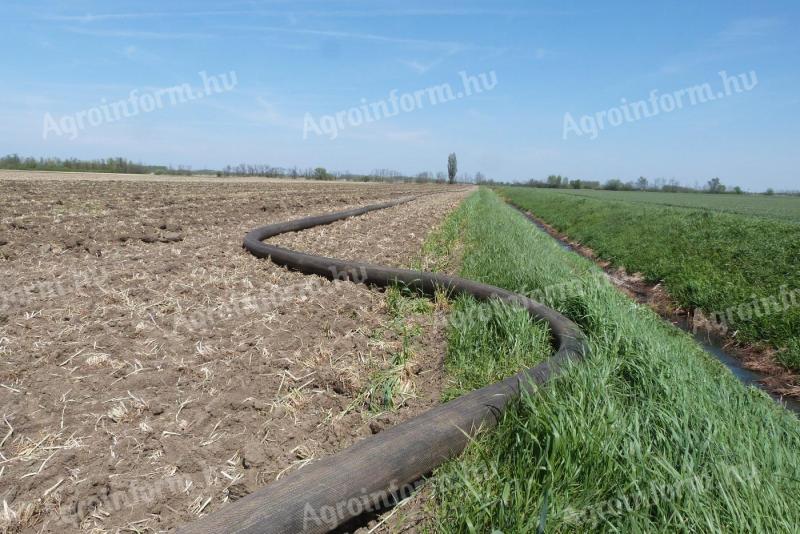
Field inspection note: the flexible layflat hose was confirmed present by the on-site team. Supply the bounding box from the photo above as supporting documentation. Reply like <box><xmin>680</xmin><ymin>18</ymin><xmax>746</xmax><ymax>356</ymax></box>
<box><xmin>178</xmin><ymin>194</ymin><xmax>588</xmax><ymax>534</ymax></box>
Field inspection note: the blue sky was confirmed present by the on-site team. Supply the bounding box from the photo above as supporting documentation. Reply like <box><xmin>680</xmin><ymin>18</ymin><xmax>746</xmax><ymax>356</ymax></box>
<box><xmin>2</xmin><ymin>0</ymin><xmax>798</xmax><ymax>190</ymax></box>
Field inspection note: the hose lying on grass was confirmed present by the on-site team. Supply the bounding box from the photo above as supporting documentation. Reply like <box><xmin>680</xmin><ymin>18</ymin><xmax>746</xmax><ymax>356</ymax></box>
<box><xmin>178</xmin><ymin>195</ymin><xmax>588</xmax><ymax>534</ymax></box>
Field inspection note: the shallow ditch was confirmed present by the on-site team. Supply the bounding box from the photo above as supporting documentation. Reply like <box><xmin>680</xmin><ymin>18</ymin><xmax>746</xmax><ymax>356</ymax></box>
<box><xmin>511</xmin><ymin>204</ymin><xmax>800</xmax><ymax>415</ymax></box>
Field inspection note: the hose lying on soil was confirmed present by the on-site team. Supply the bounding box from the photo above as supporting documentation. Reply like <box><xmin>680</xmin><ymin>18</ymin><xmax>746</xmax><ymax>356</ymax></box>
<box><xmin>178</xmin><ymin>195</ymin><xmax>588</xmax><ymax>534</ymax></box>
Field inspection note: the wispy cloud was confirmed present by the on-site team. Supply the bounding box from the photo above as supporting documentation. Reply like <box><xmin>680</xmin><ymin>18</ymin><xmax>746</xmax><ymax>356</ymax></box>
<box><xmin>656</xmin><ymin>18</ymin><xmax>783</xmax><ymax>76</ymax></box>
<box><xmin>195</xmin><ymin>96</ymin><xmax>303</xmax><ymax>132</ymax></box>
<box><xmin>54</xmin><ymin>16</ymin><xmax>501</xmax><ymax>53</ymax></box>
<box><xmin>715</xmin><ymin>17</ymin><xmax>782</xmax><ymax>44</ymax></box>
<box><xmin>225</xmin><ymin>25</ymin><xmax>470</xmax><ymax>53</ymax></box>
<box><xmin>0</xmin><ymin>91</ymin><xmax>57</xmax><ymax>109</ymax></box>
<box><xmin>47</xmin><ymin>12</ymin><xmax>175</xmax><ymax>22</ymax></box>
<box><xmin>253</xmin><ymin>97</ymin><xmax>302</xmax><ymax>130</ymax></box>
<box><xmin>657</xmin><ymin>51</ymin><xmax>728</xmax><ymax>76</ymax></box>
<box><xmin>44</xmin><ymin>7</ymin><xmax>582</xmax><ymax>22</ymax></box>
<box><xmin>400</xmin><ymin>60</ymin><xmax>437</xmax><ymax>74</ymax></box>
<box><xmin>400</xmin><ymin>48</ymin><xmax>461</xmax><ymax>74</ymax></box>
<box><xmin>316</xmin><ymin>8</ymin><xmax>579</xmax><ymax>17</ymax></box>
<box><xmin>121</xmin><ymin>45</ymin><xmax>161</xmax><ymax>63</ymax></box>
<box><xmin>65</xmin><ymin>27</ymin><xmax>214</xmax><ymax>39</ymax></box>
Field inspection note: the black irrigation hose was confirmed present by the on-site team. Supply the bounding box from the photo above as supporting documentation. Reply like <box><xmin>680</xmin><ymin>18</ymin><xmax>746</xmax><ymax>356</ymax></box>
<box><xmin>178</xmin><ymin>195</ymin><xmax>588</xmax><ymax>534</ymax></box>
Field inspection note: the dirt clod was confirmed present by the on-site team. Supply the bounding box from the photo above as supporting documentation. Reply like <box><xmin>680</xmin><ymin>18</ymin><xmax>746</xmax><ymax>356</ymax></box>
<box><xmin>0</xmin><ymin>172</ymin><xmax>470</xmax><ymax>533</ymax></box>
<box><xmin>160</xmin><ymin>232</ymin><xmax>184</xmax><ymax>243</ymax></box>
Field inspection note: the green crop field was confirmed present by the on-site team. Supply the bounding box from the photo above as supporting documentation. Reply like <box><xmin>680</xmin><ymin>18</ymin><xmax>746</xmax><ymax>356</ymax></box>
<box><xmin>424</xmin><ymin>189</ymin><xmax>800</xmax><ymax>532</ymax></box>
<box><xmin>530</xmin><ymin>188</ymin><xmax>800</xmax><ymax>223</ymax></box>
<box><xmin>498</xmin><ymin>186</ymin><xmax>800</xmax><ymax>370</ymax></box>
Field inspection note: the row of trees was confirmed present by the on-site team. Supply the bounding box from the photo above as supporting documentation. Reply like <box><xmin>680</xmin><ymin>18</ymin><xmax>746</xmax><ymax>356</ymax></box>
<box><xmin>218</xmin><ymin>164</ymin><xmax>463</xmax><ymax>183</ymax></box>
<box><xmin>0</xmin><ymin>154</ymin><xmax>191</xmax><ymax>175</ymax></box>
<box><xmin>0</xmin><ymin>154</ymin><xmax>496</xmax><ymax>185</ymax></box>
<box><xmin>522</xmin><ymin>175</ymin><xmax>777</xmax><ymax>195</ymax></box>
<box><xmin>216</xmin><ymin>154</ymin><xmax>492</xmax><ymax>185</ymax></box>
<box><xmin>5</xmin><ymin>153</ymin><xmax>783</xmax><ymax>195</ymax></box>
<box><xmin>285</xmin><ymin>167</ymin><xmax>492</xmax><ymax>184</ymax></box>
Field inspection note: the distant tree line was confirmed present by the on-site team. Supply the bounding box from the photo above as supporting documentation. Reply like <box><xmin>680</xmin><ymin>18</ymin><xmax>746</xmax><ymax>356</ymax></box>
<box><xmin>0</xmin><ymin>153</ymin><xmax>498</xmax><ymax>185</ymax></box>
<box><xmin>215</xmin><ymin>162</ymin><xmax>495</xmax><ymax>185</ymax></box>
<box><xmin>515</xmin><ymin>174</ymin><xmax>790</xmax><ymax>195</ymax></box>
<box><xmin>0</xmin><ymin>154</ymin><xmax>191</xmax><ymax>175</ymax></box>
<box><xmin>2</xmin><ymin>154</ymin><xmax>790</xmax><ymax>195</ymax></box>
<box><xmin>216</xmin><ymin>165</ymin><xmax>443</xmax><ymax>183</ymax></box>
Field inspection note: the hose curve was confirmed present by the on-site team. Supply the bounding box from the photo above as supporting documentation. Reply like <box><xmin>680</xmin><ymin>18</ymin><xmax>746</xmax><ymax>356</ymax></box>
<box><xmin>178</xmin><ymin>195</ymin><xmax>588</xmax><ymax>534</ymax></box>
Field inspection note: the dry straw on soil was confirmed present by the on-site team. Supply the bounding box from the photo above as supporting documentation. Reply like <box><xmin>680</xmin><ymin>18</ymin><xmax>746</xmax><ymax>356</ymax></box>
<box><xmin>0</xmin><ymin>173</ymin><xmax>470</xmax><ymax>533</ymax></box>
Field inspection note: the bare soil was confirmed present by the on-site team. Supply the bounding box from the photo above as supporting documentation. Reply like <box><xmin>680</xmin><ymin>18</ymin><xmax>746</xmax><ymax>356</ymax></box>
<box><xmin>0</xmin><ymin>172</ymin><xmax>470</xmax><ymax>533</ymax></box>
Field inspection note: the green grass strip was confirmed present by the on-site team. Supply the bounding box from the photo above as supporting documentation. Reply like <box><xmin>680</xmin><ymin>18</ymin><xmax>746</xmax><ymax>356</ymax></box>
<box><xmin>430</xmin><ymin>188</ymin><xmax>800</xmax><ymax>533</ymax></box>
